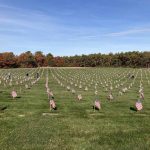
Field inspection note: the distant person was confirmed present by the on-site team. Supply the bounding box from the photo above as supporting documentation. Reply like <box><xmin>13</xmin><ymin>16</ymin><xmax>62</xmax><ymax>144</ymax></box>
<box><xmin>131</xmin><ymin>75</ymin><xmax>134</xmax><ymax>79</ymax></box>
<box><xmin>8</xmin><ymin>73</ymin><xmax>11</xmax><ymax>80</ymax></box>
<box><xmin>26</xmin><ymin>73</ymin><xmax>29</xmax><ymax>77</ymax></box>
<box><xmin>36</xmin><ymin>73</ymin><xmax>39</xmax><ymax>78</ymax></box>
<box><xmin>127</xmin><ymin>73</ymin><xmax>131</xmax><ymax>78</ymax></box>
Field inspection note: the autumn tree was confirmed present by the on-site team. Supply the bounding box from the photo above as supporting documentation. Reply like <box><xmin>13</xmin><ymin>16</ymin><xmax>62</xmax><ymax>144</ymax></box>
<box><xmin>0</xmin><ymin>52</ymin><xmax>17</xmax><ymax>68</ymax></box>
<box><xmin>53</xmin><ymin>57</ymin><xmax>65</xmax><ymax>67</ymax></box>
<box><xmin>17</xmin><ymin>51</ymin><xmax>37</xmax><ymax>68</ymax></box>
<box><xmin>45</xmin><ymin>53</ymin><xmax>54</xmax><ymax>66</ymax></box>
<box><xmin>34</xmin><ymin>51</ymin><xmax>46</xmax><ymax>67</ymax></box>
<box><xmin>0</xmin><ymin>51</ymin><xmax>150</xmax><ymax>68</ymax></box>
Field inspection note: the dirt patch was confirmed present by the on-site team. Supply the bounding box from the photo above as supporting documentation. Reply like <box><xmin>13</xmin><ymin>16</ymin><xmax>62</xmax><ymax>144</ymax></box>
<box><xmin>89</xmin><ymin>113</ymin><xmax>104</xmax><ymax>116</ymax></box>
<box><xmin>18</xmin><ymin>114</ymin><xmax>25</xmax><ymax>117</ymax></box>
<box><xmin>42</xmin><ymin>113</ymin><xmax>59</xmax><ymax>116</ymax></box>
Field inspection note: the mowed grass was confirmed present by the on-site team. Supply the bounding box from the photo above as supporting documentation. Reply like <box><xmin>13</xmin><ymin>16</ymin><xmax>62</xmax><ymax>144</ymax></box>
<box><xmin>0</xmin><ymin>68</ymin><xmax>150</xmax><ymax>150</ymax></box>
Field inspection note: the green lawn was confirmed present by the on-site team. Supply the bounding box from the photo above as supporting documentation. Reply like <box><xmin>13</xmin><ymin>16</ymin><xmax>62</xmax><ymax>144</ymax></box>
<box><xmin>0</xmin><ymin>67</ymin><xmax>150</xmax><ymax>150</ymax></box>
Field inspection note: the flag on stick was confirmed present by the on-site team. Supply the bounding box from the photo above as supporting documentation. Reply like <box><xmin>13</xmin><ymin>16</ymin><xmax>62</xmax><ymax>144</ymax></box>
<box><xmin>135</xmin><ymin>100</ymin><xmax>143</xmax><ymax>111</ymax></box>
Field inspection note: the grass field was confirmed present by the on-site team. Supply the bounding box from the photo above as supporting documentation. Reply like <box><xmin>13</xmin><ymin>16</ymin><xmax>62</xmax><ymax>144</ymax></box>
<box><xmin>0</xmin><ymin>67</ymin><xmax>150</xmax><ymax>150</ymax></box>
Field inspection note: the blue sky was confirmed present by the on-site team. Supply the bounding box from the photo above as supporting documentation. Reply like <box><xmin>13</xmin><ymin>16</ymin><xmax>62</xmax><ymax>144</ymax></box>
<box><xmin>0</xmin><ymin>0</ymin><xmax>150</xmax><ymax>56</ymax></box>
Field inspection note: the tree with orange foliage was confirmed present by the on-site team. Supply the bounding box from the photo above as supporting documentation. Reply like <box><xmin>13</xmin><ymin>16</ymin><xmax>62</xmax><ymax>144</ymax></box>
<box><xmin>17</xmin><ymin>51</ymin><xmax>37</xmax><ymax>68</ymax></box>
<box><xmin>0</xmin><ymin>52</ymin><xmax>17</xmax><ymax>68</ymax></box>
<box><xmin>34</xmin><ymin>51</ymin><xmax>46</xmax><ymax>67</ymax></box>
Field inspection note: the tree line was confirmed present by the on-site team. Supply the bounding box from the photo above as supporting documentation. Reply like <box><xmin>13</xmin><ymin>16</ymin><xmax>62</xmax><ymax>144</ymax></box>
<box><xmin>0</xmin><ymin>51</ymin><xmax>149</xmax><ymax>68</ymax></box>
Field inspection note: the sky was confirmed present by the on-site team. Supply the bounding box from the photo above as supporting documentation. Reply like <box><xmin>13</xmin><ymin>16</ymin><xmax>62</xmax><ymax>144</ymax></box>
<box><xmin>0</xmin><ymin>0</ymin><xmax>150</xmax><ymax>56</ymax></box>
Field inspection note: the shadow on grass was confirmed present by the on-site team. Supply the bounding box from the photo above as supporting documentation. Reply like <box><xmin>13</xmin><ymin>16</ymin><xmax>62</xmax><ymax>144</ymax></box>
<box><xmin>130</xmin><ymin>107</ymin><xmax>137</xmax><ymax>112</ymax></box>
<box><xmin>0</xmin><ymin>106</ymin><xmax>7</xmax><ymax>111</ymax></box>
<box><xmin>16</xmin><ymin>96</ymin><xmax>21</xmax><ymax>99</ymax></box>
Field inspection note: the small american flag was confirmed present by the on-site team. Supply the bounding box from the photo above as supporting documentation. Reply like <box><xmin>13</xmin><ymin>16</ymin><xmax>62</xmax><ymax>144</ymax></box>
<box><xmin>108</xmin><ymin>93</ymin><xmax>113</xmax><ymax>100</ymax></box>
<box><xmin>45</xmin><ymin>83</ymin><xmax>48</xmax><ymax>89</ymax></box>
<box><xmin>11</xmin><ymin>91</ymin><xmax>17</xmax><ymax>99</ymax></box>
<box><xmin>94</xmin><ymin>100</ymin><xmax>101</xmax><ymax>110</ymax></box>
<box><xmin>135</xmin><ymin>101</ymin><xmax>143</xmax><ymax>111</ymax></box>
<box><xmin>140</xmin><ymin>92</ymin><xmax>144</xmax><ymax>100</ymax></box>
<box><xmin>77</xmin><ymin>94</ymin><xmax>82</xmax><ymax>100</ymax></box>
<box><xmin>50</xmin><ymin>100</ymin><xmax>56</xmax><ymax>109</ymax></box>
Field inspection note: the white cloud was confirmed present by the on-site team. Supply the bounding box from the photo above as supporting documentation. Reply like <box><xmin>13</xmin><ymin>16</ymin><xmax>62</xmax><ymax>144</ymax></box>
<box><xmin>105</xmin><ymin>28</ymin><xmax>150</xmax><ymax>36</ymax></box>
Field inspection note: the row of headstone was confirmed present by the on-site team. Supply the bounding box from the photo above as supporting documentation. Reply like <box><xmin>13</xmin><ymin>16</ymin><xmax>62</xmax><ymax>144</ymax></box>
<box><xmin>50</xmin><ymin>68</ymin><xmax>141</xmax><ymax>99</ymax></box>
<box><xmin>45</xmin><ymin>70</ymin><xmax>57</xmax><ymax>111</ymax></box>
